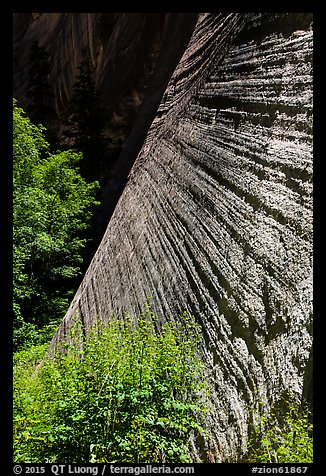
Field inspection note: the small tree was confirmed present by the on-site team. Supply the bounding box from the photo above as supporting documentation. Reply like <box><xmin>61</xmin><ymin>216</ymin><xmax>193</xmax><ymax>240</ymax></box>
<box><xmin>26</xmin><ymin>41</ymin><xmax>56</xmax><ymax>144</ymax></box>
<box><xmin>13</xmin><ymin>99</ymin><xmax>99</xmax><ymax>350</ymax></box>
<box><xmin>63</xmin><ymin>48</ymin><xmax>106</xmax><ymax>182</ymax></box>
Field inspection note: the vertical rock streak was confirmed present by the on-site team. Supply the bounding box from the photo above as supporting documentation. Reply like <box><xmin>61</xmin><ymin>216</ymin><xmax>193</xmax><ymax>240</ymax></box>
<box><xmin>36</xmin><ymin>13</ymin><xmax>311</xmax><ymax>461</ymax></box>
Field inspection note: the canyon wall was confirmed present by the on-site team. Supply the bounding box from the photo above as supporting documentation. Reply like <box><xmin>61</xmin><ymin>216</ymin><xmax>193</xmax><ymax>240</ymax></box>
<box><xmin>14</xmin><ymin>13</ymin><xmax>313</xmax><ymax>461</ymax></box>
<box><xmin>13</xmin><ymin>13</ymin><xmax>197</xmax><ymax>143</ymax></box>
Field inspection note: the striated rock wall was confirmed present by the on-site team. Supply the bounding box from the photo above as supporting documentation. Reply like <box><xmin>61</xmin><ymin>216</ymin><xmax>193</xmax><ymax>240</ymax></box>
<box><xmin>27</xmin><ymin>13</ymin><xmax>312</xmax><ymax>461</ymax></box>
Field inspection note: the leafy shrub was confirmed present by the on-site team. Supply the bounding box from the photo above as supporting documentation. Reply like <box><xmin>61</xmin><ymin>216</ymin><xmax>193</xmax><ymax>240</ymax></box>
<box><xmin>13</xmin><ymin>302</ymin><xmax>210</xmax><ymax>463</ymax></box>
<box><xmin>242</xmin><ymin>395</ymin><xmax>313</xmax><ymax>463</ymax></box>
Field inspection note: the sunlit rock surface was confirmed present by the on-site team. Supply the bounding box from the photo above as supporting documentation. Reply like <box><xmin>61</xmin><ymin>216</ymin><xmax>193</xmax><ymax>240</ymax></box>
<box><xmin>15</xmin><ymin>12</ymin><xmax>313</xmax><ymax>461</ymax></box>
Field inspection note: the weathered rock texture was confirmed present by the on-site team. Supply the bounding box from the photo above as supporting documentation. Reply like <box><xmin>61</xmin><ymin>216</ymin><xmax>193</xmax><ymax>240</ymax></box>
<box><xmin>14</xmin><ymin>12</ymin><xmax>313</xmax><ymax>462</ymax></box>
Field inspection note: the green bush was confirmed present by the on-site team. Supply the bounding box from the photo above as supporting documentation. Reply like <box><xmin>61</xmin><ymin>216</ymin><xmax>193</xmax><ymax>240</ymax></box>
<box><xmin>13</xmin><ymin>302</ymin><xmax>210</xmax><ymax>463</ymax></box>
<box><xmin>242</xmin><ymin>395</ymin><xmax>313</xmax><ymax>463</ymax></box>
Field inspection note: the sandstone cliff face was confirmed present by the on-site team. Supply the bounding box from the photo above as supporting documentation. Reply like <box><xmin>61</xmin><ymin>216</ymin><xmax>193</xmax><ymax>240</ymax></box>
<box><xmin>14</xmin><ymin>13</ymin><xmax>313</xmax><ymax>462</ymax></box>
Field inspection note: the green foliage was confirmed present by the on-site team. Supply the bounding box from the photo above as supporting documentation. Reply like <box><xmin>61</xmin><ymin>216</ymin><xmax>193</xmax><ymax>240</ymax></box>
<box><xmin>13</xmin><ymin>303</ymin><xmax>210</xmax><ymax>463</ymax></box>
<box><xmin>13</xmin><ymin>99</ymin><xmax>99</xmax><ymax>350</ymax></box>
<box><xmin>242</xmin><ymin>396</ymin><xmax>313</xmax><ymax>463</ymax></box>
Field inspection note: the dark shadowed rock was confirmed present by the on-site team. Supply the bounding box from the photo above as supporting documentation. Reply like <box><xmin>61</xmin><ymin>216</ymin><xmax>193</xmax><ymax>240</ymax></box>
<box><xmin>14</xmin><ymin>12</ymin><xmax>313</xmax><ymax>462</ymax></box>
